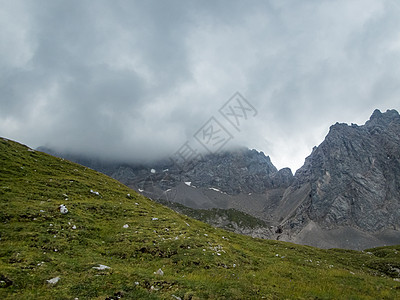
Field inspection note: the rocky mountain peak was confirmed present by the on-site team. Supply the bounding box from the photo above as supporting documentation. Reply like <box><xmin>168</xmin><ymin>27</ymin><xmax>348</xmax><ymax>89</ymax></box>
<box><xmin>367</xmin><ymin>109</ymin><xmax>400</xmax><ymax>127</ymax></box>
<box><xmin>278</xmin><ymin>109</ymin><xmax>400</xmax><ymax>249</ymax></box>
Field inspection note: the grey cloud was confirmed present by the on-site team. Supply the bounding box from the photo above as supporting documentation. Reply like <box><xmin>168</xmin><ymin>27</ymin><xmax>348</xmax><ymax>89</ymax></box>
<box><xmin>1</xmin><ymin>0</ymin><xmax>400</xmax><ymax>171</ymax></box>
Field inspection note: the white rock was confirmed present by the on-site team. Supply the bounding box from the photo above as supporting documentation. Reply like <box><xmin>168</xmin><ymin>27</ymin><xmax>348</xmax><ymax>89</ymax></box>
<box><xmin>184</xmin><ymin>181</ymin><xmax>191</xmax><ymax>186</ymax></box>
<box><xmin>155</xmin><ymin>268</ymin><xmax>164</xmax><ymax>276</ymax></box>
<box><xmin>72</xmin><ymin>225</ymin><xmax>77</xmax><ymax>230</ymax></box>
<box><xmin>123</xmin><ymin>224</ymin><xmax>129</xmax><ymax>228</ymax></box>
<box><xmin>90</xmin><ymin>189</ymin><xmax>100</xmax><ymax>196</ymax></box>
<box><xmin>150</xmin><ymin>169</ymin><xmax>156</xmax><ymax>174</ymax></box>
<box><xmin>59</xmin><ymin>204</ymin><xmax>68</xmax><ymax>214</ymax></box>
<box><xmin>92</xmin><ymin>264</ymin><xmax>110</xmax><ymax>270</ymax></box>
<box><xmin>47</xmin><ymin>276</ymin><xmax>60</xmax><ymax>284</ymax></box>
<box><xmin>152</xmin><ymin>218</ymin><xmax>158</xmax><ymax>221</ymax></box>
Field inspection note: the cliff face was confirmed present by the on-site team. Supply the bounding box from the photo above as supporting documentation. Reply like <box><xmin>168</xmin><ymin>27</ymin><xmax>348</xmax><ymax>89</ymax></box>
<box><xmin>277</xmin><ymin>109</ymin><xmax>400</xmax><ymax>249</ymax></box>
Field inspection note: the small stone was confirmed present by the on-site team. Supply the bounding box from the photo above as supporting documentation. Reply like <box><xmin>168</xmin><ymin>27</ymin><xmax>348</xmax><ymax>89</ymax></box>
<box><xmin>155</xmin><ymin>268</ymin><xmax>164</xmax><ymax>276</ymax></box>
<box><xmin>59</xmin><ymin>204</ymin><xmax>68</xmax><ymax>214</ymax></box>
<box><xmin>47</xmin><ymin>276</ymin><xmax>60</xmax><ymax>284</ymax></box>
<box><xmin>92</xmin><ymin>264</ymin><xmax>110</xmax><ymax>270</ymax></box>
<box><xmin>72</xmin><ymin>225</ymin><xmax>77</xmax><ymax>230</ymax></box>
<box><xmin>90</xmin><ymin>189</ymin><xmax>100</xmax><ymax>196</ymax></box>
<box><xmin>123</xmin><ymin>224</ymin><xmax>129</xmax><ymax>228</ymax></box>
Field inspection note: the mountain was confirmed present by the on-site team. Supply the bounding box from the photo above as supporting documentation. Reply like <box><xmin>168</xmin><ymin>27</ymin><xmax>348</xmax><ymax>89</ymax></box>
<box><xmin>37</xmin><ymin>109</ymin><xmax>400</xmax><ymax>250</ymax></box>
<box><xmin>2</xmin><ymin>137</ymin><xmax>400</xmax><ymax>299</ymax></box>
<box><xmin>37</xmin><ymin>147</ymin><xmax>293</xmax><ymax>237</ymax></box>
<box><xmin>276</xmin><ymin>109</ymin><xmax>400</xmax><ymax>249</ymax></box>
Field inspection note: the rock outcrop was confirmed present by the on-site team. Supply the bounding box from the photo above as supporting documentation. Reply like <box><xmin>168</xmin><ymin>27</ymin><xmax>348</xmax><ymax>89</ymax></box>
<box><xmin>277</xmin><ymin>109</ymin><xmax>400</xmax><ymax>249</ymax></box>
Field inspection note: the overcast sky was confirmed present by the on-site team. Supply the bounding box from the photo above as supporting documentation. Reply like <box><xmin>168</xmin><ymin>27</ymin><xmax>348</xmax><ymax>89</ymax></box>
<box><xmin>1</xmin><ymin>0</ymin><xmax>400</xmax><ymax>172</ymax></box>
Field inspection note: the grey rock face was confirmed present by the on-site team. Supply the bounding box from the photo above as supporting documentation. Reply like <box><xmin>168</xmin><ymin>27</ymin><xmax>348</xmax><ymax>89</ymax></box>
<box><xmin>283</xmin><ymin>109</ymin><xmax>400</xmax><ymax>236</ymax></box>
<box><xmin>178</xmin><ymin>148</ymin><xmax>280</xmax><ymax>194</ymax></box>
<box><xmin>104</xmin><ymin>147</ymin><xmax>290</xmax><ymax>195</ymax></box>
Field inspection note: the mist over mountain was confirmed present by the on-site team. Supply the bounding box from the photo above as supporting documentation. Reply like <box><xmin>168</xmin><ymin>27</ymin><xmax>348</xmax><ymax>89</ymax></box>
<box><xmin>3</xmin><ymin>0</ymin><xmax>400</xmax><ymax>174</ymax></box>
<box><xmin>38</xmin><ymin>109</ymin><xmax>400</xmax><ymax>250</ymax></box>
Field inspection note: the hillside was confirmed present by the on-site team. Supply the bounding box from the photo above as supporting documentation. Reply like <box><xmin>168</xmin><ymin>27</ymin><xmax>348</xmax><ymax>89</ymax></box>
<box><xmin>1</xmin><ymin>137</ymin><xmax>400</xmax><ymax>299</ymax></box>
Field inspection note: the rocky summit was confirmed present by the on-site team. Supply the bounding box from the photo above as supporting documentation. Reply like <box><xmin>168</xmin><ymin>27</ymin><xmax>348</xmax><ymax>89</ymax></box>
<box><xmin>277</xmin><ymin>109</ymin><xmax>400</xmax><ymax>249</ymax></box>
<box><xmin>38</xmin><ymin>109</ymin><xmax>400</xmax><ymax>250</ymax></box>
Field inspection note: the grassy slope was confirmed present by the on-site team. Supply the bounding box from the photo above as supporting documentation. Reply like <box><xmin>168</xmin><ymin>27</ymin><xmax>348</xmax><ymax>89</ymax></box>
<box><xmin>157</xmin><ymin>200</ymin><xmax>269</xmax><ymax>230</ymax></box>
<box><xmin>0</xmin><ymin>137</ymin><xmax>400</xmax><ymax>300</ymax></box>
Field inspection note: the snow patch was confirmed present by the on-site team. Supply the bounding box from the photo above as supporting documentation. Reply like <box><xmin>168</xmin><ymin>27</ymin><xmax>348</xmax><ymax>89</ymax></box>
<box><xmin>209</xmin><ymin>187</ymin><xmax>227</xmax><ymax>194</ymax></box>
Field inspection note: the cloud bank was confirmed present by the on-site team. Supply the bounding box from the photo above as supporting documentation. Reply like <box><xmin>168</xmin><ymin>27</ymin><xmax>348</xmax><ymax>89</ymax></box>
<box><xmin>1</xmin><ymin>0</ymin><xmax>400</xmax><ymax>171</ymax></box>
